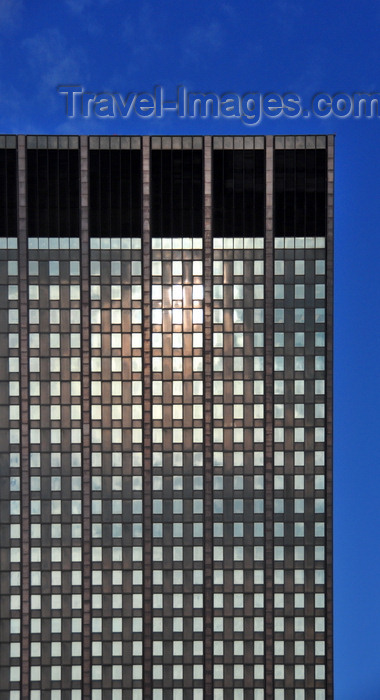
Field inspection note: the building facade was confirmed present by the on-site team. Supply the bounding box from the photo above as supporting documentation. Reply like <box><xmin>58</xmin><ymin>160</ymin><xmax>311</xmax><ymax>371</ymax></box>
<box><xmin>0</xmin><ymin>134</ymin><xmax>333</xmax><ymax>700</ymax></box>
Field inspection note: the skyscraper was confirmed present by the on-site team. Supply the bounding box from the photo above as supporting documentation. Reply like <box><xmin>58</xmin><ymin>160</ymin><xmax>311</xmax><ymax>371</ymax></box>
<box><xmin>0</xmin><ymin>134</ymin><xmax>333</xmax><ymax>700</ymax></box>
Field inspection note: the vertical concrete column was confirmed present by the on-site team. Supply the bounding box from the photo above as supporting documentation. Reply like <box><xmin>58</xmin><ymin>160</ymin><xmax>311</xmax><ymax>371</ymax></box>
<box><xmin>326</xmin><ymin>134</ymin><xmax>335</xmax><ymax>700</ymax></box>
<box><xmin>18</xmin><ymin>134</ymin><xmax>30</xmax><ymax>700</ymax></box>
<box><xmin>203</xmin><ymin>135</ymin><xmax>213</xmax><ymax>700</ymax></box>
<box><xmin>80</xmin><ymin>135</ymin><xmax>92</xmax><ymax>700</ymax></box>
<box><xmin>264</xmin><ymin>135</ymin><xmax>274</xmax><ymax>700</ymax></box>
<box><xmin>142</xmin><ymin>135</ymin><xmax>153</xmax><ymax>700</ymax></box>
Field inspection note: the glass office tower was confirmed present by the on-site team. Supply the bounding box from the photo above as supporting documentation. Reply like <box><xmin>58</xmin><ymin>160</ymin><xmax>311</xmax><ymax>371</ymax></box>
<box><xmin>0</xmin><ymin>134</ymin><xmax>333</xmax><ymax>700</ymax></box>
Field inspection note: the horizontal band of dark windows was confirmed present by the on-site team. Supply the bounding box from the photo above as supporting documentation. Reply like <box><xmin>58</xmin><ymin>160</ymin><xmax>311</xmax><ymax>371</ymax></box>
<box><xmin>89</xmin><ymin>150</ymin><xmax>141</xmax><ymax>238</ymax></box>
<box><xmin>274</xmin><ymin>150</ymin><xmax>327</xmax><ymax>237</ymax></box>
<box><xmin>0</xmin><ymin>149</ymin><xmax>17</xmax><ymax>236</ymax></box>
<box><xmin>212</xmin><ymin>150</ymin><xmax>265</xmax><ymax>237</ymax></box>
<box><xmin>27</xmin><ymin>149</ymin><xmax>80</xmax><ymax>238</ymax></box>
<box><xmin>151</xmin><ymin>151</ymin><xmax>203</xmax><ymax>238</ymax></box>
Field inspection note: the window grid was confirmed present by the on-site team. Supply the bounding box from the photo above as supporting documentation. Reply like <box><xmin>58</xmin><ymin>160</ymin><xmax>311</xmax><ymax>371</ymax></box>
<box><xmin>212</xmin><ymin>238</ymin><xmax>266</xmax><ymax>695</ymax></box>
<box><xmin>90</xmin><ymin>239</ymin><xmax>143</xmax><ymax>693</ymax></box>
<box><xmin>273</xmin><ymin>240</ymin><xmax>326</xmax><ymax>698</ymax></box>
<box><xmin>27</xmin><ymin>240</ymin><xmax>83</xmax><ymax>694</ymax></box>
<box><xmin>0</xmin><ymin>243</ymin><xmax>21</xmax><ymax>696</ymax></box>
<box><xmin>151</xmin><ymin>239</ymin><xmax>205</xmax><ymax>697</ymax></box>
<box><xmin>0</xmin><ymin>138</ymin><xmax>332</xmax><ymax>700</ymax></box>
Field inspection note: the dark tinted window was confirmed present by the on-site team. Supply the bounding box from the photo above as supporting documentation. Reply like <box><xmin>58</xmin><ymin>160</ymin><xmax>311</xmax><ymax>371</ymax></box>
<box><xmin>89</xmin><ymin>149</ymin><xmax>141</xmax><ymax>237</ymax></box>
<box><xmin>151</xmin><ymin>150</ymin><xmax>203</xmax><ymax>237</ymax></box>
<box><xmin>212</xmin><ymin>149</ymin><xmax>265</xmax><ymax>236</ymax></box>
<box><xmin>27</xmin><ymin>149</ymin><xmax>79</xmax><ymax>237</ymax></box>
<box><xmin>0</xmin><ymin>149</ymin><xmax>17</xmax><ymax>236</ymax></box>
<box><xmin>274</xmin><ymin>149</ymin><xmax>327</xmax><ymax>236</ymax></box>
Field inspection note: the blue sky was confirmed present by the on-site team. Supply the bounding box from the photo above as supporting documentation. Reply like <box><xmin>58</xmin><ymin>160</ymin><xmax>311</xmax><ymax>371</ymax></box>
<box><xmin>2</xmin><ymin>0</ymin><xmax>380</xmax><ymax>697</ymax></box>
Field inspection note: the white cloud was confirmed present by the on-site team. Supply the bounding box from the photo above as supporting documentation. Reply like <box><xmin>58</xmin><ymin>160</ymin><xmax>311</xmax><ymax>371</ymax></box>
<box><xmin>0</xmin><ymin>80</ymin><xmax>42</xmax><ymax>132</ymax></box>
<box><xmin>0</xmin><ymin>0</ymin><xmax>23</xmax><ymax>28</ymax></box>
<box><xmin>23</xmin><ymin>28</ymin><xmax>87</xmax><ymax>91</ymax></box>
<box><xmin>184</xmin><ymin>21</ymin><xmax>224</xmax><ymax>55</ymax></box>
<box><xmin>271</xmin><ymin>0</ymin><xmax>305</xmax><ymax>30</ymax></box>
<box><xmin>64</xmin><ymin>0</ymin><xmax>114</xmax><ymax>14</ymax></box>
<box><xmin>123</xmin><ymin>1</ymin><xmax>162</xmax><ymax>62</ymax></box>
